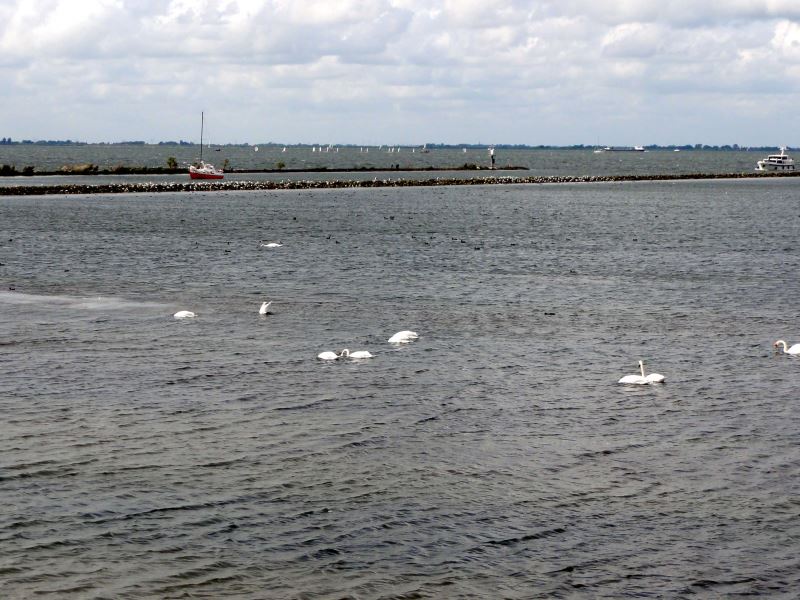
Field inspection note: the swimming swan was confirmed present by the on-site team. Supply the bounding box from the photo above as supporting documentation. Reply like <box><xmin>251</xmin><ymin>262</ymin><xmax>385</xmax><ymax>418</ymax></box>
<box><xmin>173</xmin><ymin>310</ymin><xmax>196</xmax><ymax>319</ymax></box>
<box><xmin>339</xmin><ymin>349</ymin><xmax>374</xmax><ymax>359</ymax></box>
<box><xmin>260</xmin><ymin>241</ymin><xmax>283</xmax><ymax>248</ymax></box>
<box><xmin>388</xmin><ymin>330</ymin><xmax>418</xmax><ymax>344</ymax></box>
<box><xmin>774</xmin><ymin>340</ymin><xmax>800</xmax><ymax>355</ymax></box>
<box><xmin>259</xmin><ymin>301</ymin><xmax>272</xmax><ymax>315</ymax></box>
<box><xmin>317</xmin><ymin>351</ymin><xmax>339</xmax><ymax>360</ymax></box>
<box><xmin>618</xmin><ymin>360</ymin><xmax>665</xmax><ymax>385</ymax></box>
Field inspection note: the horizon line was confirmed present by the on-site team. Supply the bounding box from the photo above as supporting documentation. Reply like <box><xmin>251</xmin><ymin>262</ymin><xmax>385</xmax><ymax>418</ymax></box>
<box><xmin>0</xmin><ymin>139</ymin><xmax>792</xmax><ymax>150</ymax></box>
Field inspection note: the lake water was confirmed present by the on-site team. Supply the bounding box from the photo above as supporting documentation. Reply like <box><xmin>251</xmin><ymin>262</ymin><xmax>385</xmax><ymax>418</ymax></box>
<box><xmin>1</xmin><ymin>177</ymin><xmax>799</xmax><ymax>598</ymax></box>
<box><xmin>0</xmin><ymin>144</ymin><xmax>775</xmax><ymax>185</ymax></box>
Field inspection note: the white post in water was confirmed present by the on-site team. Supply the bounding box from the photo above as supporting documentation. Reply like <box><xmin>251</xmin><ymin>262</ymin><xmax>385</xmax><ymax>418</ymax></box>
<box><xmin>489</xmin><ymin>146</ymin><xmax>495</xmax><ymax>170</ymax></box>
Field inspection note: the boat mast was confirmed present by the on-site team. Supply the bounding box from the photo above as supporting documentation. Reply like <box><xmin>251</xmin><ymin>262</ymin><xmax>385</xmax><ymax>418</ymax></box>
<box><xmin>200</xmin><ymin>111</ymin><xmax>204</xmax><ymax>162</ymax></box>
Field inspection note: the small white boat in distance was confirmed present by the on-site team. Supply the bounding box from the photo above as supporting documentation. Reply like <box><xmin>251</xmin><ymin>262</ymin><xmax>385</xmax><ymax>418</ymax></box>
<box><xmin>602</xmin><ymin>146</ymin><xmax>645</xmax><ymax>152</ymax></box>
<box><xmin>756</xmin><ymin>147</ymin><xmax>795</xmax><ymax>172</ymax></box>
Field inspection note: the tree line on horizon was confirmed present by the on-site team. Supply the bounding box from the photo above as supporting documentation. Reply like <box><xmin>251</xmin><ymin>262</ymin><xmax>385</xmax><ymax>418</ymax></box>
<box><xmin>0</xmin><ymin>138</ymin><xmax>791</xmax><ymax>151</ymax></box>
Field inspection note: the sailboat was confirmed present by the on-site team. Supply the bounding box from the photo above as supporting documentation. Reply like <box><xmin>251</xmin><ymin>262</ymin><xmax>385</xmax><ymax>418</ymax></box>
<box><xmin>189</xmin><ymin>112</ymin><xmax>224</xmax><ymax>180</ymax></box>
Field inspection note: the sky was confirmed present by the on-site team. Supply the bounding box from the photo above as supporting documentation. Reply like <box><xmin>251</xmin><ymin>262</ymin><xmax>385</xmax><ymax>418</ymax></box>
<box><xmin>1</xmin><ymin>0</ymin><xmax>799</xmax><ymax>146</ymax></box>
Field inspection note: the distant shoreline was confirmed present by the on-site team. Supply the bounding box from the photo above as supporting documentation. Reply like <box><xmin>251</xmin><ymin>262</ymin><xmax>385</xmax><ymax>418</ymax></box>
<box><xmin>1</xmin><ymin>171</ymin><xmax>798</xmax><ymax>196</ymax></box>
<box><xmin>0</xmin><ymin>140</ymin><xmax>788</xmax><ymax>152</ymax></box>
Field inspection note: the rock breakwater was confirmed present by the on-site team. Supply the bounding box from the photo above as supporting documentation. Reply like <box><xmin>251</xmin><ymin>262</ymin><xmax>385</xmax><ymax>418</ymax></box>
<box><xmin>0</xmin><ymin>171</ymin><xmax>797</xmax><ymax>196</ymax></box>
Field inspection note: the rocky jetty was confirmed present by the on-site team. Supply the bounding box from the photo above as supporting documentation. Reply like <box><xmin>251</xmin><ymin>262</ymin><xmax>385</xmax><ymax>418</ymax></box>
<box><xmin>0</xmin><ymin>171</ymin><xmax>797</xmax><ymax>196</ymax></box>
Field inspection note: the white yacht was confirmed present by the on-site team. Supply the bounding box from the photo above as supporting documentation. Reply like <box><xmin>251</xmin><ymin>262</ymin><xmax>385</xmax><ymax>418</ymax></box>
<box><xmin>601</xmin><ymin>146</ymin><xmax>646</xmax><ymax>152</ymax></box>
<box><xmin>756</xmin><ymin>147</ymin><xmax>795</xmax><ymax>172</ymax></box>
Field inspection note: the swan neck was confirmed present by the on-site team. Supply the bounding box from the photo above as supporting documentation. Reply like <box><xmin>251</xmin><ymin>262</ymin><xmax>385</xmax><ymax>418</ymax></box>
<box><xmin>639</xmin><ymin>361</ymin><xmax>645</xmax><ymax>377</ymax></box>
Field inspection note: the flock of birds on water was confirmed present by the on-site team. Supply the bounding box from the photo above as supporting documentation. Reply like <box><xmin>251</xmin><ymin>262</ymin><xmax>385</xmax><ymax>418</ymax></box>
<box><xmin>170</xmin><ymin>241</ymin><xmax>800</xmax><ymax>385</ymax></box>
<box><xmin>172</xmin><ymin>240</ymin><xmax>421</xmax><ymax>364</ymax></box>
<box><xmin>172</xmin><ymin>297</ymin><xmax>800</xmax><ymax>384</ymax></box>
<box><xmin>317</xmin><ymin>331</ymin><xmax>419</xmax><ymax>361</ymax></box>
<box><xmin>173</xmin><ymin>303</ymin><xmax>417</xmax><ymax>363</ymax></box>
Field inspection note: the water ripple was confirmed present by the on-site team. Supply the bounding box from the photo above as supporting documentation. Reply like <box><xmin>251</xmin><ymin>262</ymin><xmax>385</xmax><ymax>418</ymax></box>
<box><xmin>2</xmin><ymin>180</ymin><xmax>799</xmax><ymax>597</ymax></box>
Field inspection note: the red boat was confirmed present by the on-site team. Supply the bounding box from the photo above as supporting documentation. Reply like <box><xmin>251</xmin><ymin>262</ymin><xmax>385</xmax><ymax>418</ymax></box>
<box><xmin>189</xmin><ymin>161</ymin><xmax>224</xmax><ymax>179</ymax></box>
<box><xmin>189</xmin><ymin>112</ymin><xmax>224</xmax><ymax>180</ymax></box>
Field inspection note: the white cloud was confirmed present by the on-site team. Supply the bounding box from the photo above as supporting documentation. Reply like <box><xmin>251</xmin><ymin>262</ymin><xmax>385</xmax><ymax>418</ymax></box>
<box><xmin>772</xmin><ymin>19</ymin><xmax>800</xmax><ymax>60</ymax></box>
<box><xmin>0</xmin><ymin>0</ymin><xmax>798</xmax><ymax>144</ymax></box>
<box><xmin>601</xmin><ymin>23</ymin><xmax>665</xmax><ymax>58</ymax></box>
<box><xmin>552</xmin><ymin>0</ymin><xmax>800</xmax><ymax>27</ymax></box>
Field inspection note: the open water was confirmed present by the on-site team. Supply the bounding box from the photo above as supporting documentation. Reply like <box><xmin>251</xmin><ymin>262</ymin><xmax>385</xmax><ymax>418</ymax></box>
<box><xmin>1</xmin><ymin>177</ymin><xmax>800</xmax><ymax>598</ymax></box>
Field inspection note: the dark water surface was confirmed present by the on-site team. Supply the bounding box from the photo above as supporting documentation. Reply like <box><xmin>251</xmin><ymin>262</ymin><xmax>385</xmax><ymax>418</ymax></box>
<box><xmin>1</xmin><ymin>179</ymin><xmax>799</xmax><ymax>598</ymax></box>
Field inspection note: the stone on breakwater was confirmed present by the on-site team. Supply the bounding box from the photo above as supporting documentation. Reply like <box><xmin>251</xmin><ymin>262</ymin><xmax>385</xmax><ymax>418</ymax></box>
<box><xmin>0</xmin><ymin>171</ymin><xmax>798</xmax><ymax>196</ymax></box>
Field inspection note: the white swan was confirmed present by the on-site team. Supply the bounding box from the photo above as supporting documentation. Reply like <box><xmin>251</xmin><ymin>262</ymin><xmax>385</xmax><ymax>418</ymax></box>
<box><xmin>259</xmin><ymin>301</ymin><xmax>271</xmax><ymax>315</ymax></box>
<box><xmin>618</xmin><ymin>372</ymin><xmax>648</xmax><ymax>385</ymax></box>
<box><xmin>317</xmin><ymin>351</ymin><xmax>339</xmax><ymax>360</ymax></box>
<box><xmin>388</xmin><ymin>330</ymin><xmax>418</xmax><ymax>344</ymax></box>
<box><xmin>339</xmin><ymin>349</ymin><xmax>374</xmax><ymax>359</ymax></box>
<box><xmin>774</xmin><ymin>340</ymin><xmax>800</xmax><ymax>355</ymax></box>
<box><xmin>618</xmin><ymin>360</ymin><xmax>665</xmax><ymax>385</ymax></box>
<box><xmin>260</xmin><ymin>241</ymin><xmax>283</xmax><ymax>248</ymax></box>
<box><xmin>645</xmin><ymin>371</ymin><xmax>665</xmax><ymax>384</ymax></box>
<box><xmin>173</xmin><ymin>310</ymin><xmax>196</xmax><ymax>319</ymax></box>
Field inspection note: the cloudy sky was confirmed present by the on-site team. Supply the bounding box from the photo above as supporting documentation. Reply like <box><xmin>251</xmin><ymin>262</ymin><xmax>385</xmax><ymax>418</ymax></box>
<box><xmin>1</xmin><ymin>0</ymin><xmax>799</xmax><ymax>145</ymax></box>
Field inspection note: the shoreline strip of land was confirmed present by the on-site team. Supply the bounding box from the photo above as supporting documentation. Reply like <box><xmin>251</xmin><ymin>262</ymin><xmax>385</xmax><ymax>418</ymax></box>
<box><xmin>0</xmin><ymin>171</ymin><xmax>797</xmax><ymax>196</ymax></box>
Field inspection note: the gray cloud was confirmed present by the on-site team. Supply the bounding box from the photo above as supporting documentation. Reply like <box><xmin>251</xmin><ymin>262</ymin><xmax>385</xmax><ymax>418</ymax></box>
<box><xmin>0</xmin><ymin>0</ymin><xmax>798</xmax><ymax>144</ymax></box>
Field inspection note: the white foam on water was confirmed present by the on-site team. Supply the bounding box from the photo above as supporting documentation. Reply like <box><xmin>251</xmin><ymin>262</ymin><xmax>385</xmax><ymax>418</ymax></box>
<box><xmin>0</xmin><ymin>291</ymin><xmax>168</xmax><ymax>311</ymax></box>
